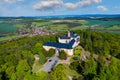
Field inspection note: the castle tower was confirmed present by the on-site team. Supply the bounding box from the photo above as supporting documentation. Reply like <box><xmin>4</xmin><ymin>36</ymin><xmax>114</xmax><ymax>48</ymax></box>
<box><xmin>68</xmin><ymin>31</ymin><xmax>71</xmax><ymax>38</ymax></box>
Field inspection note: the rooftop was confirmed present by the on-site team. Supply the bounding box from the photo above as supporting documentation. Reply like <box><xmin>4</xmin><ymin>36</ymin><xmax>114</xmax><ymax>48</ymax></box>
<box><xmin>44</xmin><ymin>39</ymin><xmax>75</xmax><ymax>49</ymax></box>
<box><xmin>59</xmin><ymin>32</ymin><xmax>78</xmax><ymax>39</ymax></box>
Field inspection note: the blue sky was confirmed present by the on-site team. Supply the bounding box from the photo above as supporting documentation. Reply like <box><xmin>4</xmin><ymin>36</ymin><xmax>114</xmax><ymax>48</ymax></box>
<box><xmin>0</xmin><ymin>0</ymin><xmax>120</xmax><ymax>16</ymax></box>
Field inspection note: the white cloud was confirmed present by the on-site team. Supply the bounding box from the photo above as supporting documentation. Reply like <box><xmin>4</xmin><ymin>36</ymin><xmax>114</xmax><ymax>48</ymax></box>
<box><xmin>64</xmin><ymin>0</ymin><xmax>102</xmax><ymax>9</ymax></box>
<box><xmin>33</xmin><ymin>0</ymin><xmax>102</xmax><ymax>11</ymax></box>
<box><xmin>64</xmin><ymin>3</ymin><xmax>78</xmax><ymax>9</ymax></box>
<box><xmin>0</xmin><ymin>0</ymin><xmax>24</xmax><ymax>3</ymax></box>
<box><xmin>92</xmin><ymin>0</ymin><xmax>102</xmax><ymax>3</ymax></box>
<box><xmin>33</xmin><ymin>0</ymin><xmax>63</xmax><ymax>11</ymax></box>
<box><xmin>97</xmin><ymin>6</ymin><xmax>108</xmax><ymax>11</ymax></box>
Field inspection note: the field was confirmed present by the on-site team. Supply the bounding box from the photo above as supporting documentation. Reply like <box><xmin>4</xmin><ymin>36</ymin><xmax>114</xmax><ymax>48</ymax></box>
<box><xmin>0</xmin><ymin>19</ymin><xmax>26</xmax><ymax>36</ymax></box>
<box><xmin>0</xmin><ymin>17</ymin><xmax>120</xmax><ymax>37</ymax></box>
<box><xmin>0</xmin><ymin>23</ymin><xmax>17</xmax><ymax>33</ymax></box>
<box><xmin>32</xmin><ymin>21</ymin><xmax>52</xmax><ymax>27</ymax></box>
<box><xmin>49</xmin><ymin>19</ymin><xmax>120</xmax><ymax>31</ymax></box>
<box><xmin>86</xmin><ymin>19</ymin><xmax>120</xmax><ymax>27</ymax></box>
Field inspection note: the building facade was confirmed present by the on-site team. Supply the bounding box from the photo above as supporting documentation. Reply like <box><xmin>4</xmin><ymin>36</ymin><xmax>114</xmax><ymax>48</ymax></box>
<box><xmin>43</xmin><ymin>31</ymin><xmax>80</xmax><ymax>56</ymax></box>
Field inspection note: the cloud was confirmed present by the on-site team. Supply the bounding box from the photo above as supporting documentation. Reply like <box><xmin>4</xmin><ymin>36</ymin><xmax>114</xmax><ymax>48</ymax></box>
<box><xmin>97</xmin><ymin>6</ymin><xmax>108</xmax><ymax>11</ymax></box>
<box><xmin>33</xmin><ymin>0</ymin><xmax>102</xmax><ymax>11</ymax></box>
<box><xmin>33</xmin><ymin>0</ymin><xmax>63</xmax><ymax>11</ymax></box>
<box><xmin>64</xmin><ymin>3</ymin><xmax>78</xmax><ymax>9</ymax></box>
<box><xmin>0</xmin><ymin>0</ymin><xmax>24</xmax><ymax>3</ymax></box>
<box><xmin>92</xmin><ymin>0</ymin><xmax>102</xmax><ymax>3</ymax></box>
<box><xmin>65</xmin><ymin>0</ymin><xmax>102</xmax><ymax>9</ymax></box>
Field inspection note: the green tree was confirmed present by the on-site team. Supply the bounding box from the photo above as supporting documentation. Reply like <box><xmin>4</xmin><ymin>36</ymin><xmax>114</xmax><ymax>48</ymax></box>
<box><xmin>21</xmin><ymin>50</ymin><xmax>34</xmax><ymax>66</ymax></box>
<box><xmin>48</xmin><ymin>49</ymin><xmax>55</xmax><ymax>57</ymax></box>
<box><xmin>36</xmin><ymin>71</ymin><xmax>50</xmax><ymax>80</ymax></box>
<box><xmin>59</xmin><ymin>50</ymin><xmax>67</xmax><ymax>60</ymax></box>
<box><xmin>10</xmin><ymin>73</ymin><xmax>16</xmax><ymax>80</ymax></box>
<box><xmin>70</xmin><ymin>61</ymin><xmax>80</xmax><ymax>71</ymax></box>
<box><xmin>33</xmin><ymin>43</ymin><xmax>43</xmax><ymax>54</ymax></box>
<box><xmin>33</xmin><ymin>43</ymin><xmax>46</xmax><ymax>64</ymax></box>
<box><xmin>42</xmin><ymin>48</ymin><xmax>49</xmax><ymax>57</ymax></box>
<box><xmin>103</xmin><ymin>41</ymin><xmax>110</xmax><ymax>57</ymax></box>
<box><xmin>82</xmin><ymin>57</ymin><xmax>97</xmax><ymax>79</ymax></box>
<box><xmin>6</xmin><ymin>66</ymin><xmax>15</xmax><ymax>79</ymax></box>
<box><xmin>16</xmin><ymin>60</ymin><xmax>30</xmax><ymax>80</ymax></box>
<box><xmin>24</xmin><ymin>73</ymin><xmax>35</xmax><ymax>80</ymax></box>
<box><xmin>50</xmin><ymin>64</ymin><xmax>67</xmax><ymax>80</ymax></box>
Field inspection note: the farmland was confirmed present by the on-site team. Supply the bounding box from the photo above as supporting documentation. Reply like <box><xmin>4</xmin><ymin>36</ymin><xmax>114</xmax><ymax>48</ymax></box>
<box><xmin>0</xmin><ymin>23</ymin><xmax>17</xmax><ymax>33</ymax></box>
<box><xmin>0</xmin><ymin>17</ymin><xmax>120</xmax><ymax>37</ymax></box>
<box><xmin>0</xmin><ymin>19</ymin><xmax>26</xmax><ymax>36</ymax></box>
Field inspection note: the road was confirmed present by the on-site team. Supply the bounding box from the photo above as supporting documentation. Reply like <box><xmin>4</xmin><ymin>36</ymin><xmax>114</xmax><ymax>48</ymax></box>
<box><xmin>36</xmin><ymin>49</ymin><xmax>59</xmax><ymax>73</ymax></box>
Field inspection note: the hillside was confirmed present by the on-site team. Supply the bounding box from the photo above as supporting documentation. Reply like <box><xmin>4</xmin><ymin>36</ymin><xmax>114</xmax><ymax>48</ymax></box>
<box><xmin>0</xmin><ymin>30</ymin><xmax>120</xmax><ymax>80</ymax></box>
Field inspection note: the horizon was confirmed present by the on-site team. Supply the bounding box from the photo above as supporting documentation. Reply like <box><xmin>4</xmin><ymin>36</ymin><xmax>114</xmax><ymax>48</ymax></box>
<box><xmin>0</xmin><ymin>0</ymin><xmax>120</xmax><ymax>17</ymax></box>
<box><xmin>0</xmin><ymin>14</ymin><xmax>120</xmax><ymax>17</ymax></box>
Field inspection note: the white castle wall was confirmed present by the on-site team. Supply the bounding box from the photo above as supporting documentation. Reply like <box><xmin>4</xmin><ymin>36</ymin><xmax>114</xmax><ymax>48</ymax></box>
<box><xmin>61</xmin><ymin>49</ymin><xmax>73</xmax><ymax>56</ymax></box>
<box><xmin>43</xmin><ymin>46</ymin><xmax>56</xmax><ymax>51</ymax></box>
<box><xmin>58</xmin><ymin>38</ymin><xmax>70</xmax><ymax>44</ymax></box>
<box><xmin>43</xmin><ymin>46</ymin><xmax>73</xmax><ymax>56</ymax></box>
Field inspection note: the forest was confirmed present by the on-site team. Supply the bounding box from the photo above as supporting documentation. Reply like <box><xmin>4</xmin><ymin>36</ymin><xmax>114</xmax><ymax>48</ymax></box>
<box><xmin>0</xmin><ymin>30</ymin><xmax>120</xmax><ymax>80</ymax></box>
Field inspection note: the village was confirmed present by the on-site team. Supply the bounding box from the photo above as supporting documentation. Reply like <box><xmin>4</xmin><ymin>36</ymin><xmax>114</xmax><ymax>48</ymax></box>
<box><xmin>18</xmin><ymin>24</ymin><xmax>58</xmax><ymax>37</ymax></box>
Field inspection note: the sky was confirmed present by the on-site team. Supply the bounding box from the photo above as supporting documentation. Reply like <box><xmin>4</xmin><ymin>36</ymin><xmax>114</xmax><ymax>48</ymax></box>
<box><xmin>0</xmin><ymin>0</ymin><xmax>120</xmax><ymax>16</ymax></box>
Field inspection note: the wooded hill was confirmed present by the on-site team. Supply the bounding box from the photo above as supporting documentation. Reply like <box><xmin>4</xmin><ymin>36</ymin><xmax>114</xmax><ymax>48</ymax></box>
<box><xmin>0</xmin><ymin>30</ymin><xmax>120</xmax><ymax>80</ymax></box>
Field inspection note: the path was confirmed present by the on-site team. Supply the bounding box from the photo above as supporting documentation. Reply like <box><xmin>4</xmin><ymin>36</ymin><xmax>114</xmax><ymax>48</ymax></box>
<box><xmin>36</xmin><ymin>49</ymin><xmax>59</xmax><ymax>73</ymax></box>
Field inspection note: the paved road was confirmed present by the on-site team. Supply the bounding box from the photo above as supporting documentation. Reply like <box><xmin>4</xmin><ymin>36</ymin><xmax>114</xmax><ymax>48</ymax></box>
<box><xmin>42</xmin><ymin>56</ymin><xmax>59</xmax><ymax>72</ymax></box>
<box><xmin>36</xmin><ymin>49</ymin><xmax>59</xmax><ymax>73</ymax></box>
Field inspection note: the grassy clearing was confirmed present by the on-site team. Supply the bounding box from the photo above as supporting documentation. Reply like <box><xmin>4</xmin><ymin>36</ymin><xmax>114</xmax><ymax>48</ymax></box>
<box><xmin>71</xmin><ymin>25</ymin><xmax>89</xmax><ymax>30</ymax></box>
<box><xmin>50</xmin><ymin>24</ymin><xmax>68</xmax><ymax>31</ymax></box>
<box><xmin>32</xmin><ymin>60</ymin><xmax>43</xmax><ymax>73</ymax></box>
<box><xmin>34</xmin><ymin>18</ymin><xmax>44</xmax><ymax>20</ymax></box>
<box><xmin>32</xmin><ymin>21</ymin><xmax>52</xmax><ymax>27</ymax></box>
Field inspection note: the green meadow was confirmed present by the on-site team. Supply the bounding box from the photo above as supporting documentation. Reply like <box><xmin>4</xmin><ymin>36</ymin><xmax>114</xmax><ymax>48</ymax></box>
<box><xmin>0</xmin><ymin>23</ymin><xmax>17</xmax><ymax>33</ymax></box>
<box><xmin>86</xmin><ymin>19</ymin><xmax>120</xmax><ymax>27</ymax></box>
<box><xmin>32</xmin><ymin>21</ymin><xmax>52</xmax><ymax>27</ymax></box>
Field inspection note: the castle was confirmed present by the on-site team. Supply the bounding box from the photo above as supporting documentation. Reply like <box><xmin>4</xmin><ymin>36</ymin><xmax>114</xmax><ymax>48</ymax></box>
<box><xmin>43</xmin><ymin>31</ymin><xmax>80</xmax><ymax>56</ymax></box>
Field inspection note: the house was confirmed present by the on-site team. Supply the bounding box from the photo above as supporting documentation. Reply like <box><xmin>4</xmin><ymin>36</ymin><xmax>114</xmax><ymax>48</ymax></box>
<box><xmin>43</xmin><ymin>31</ymin><xmax>80</xmax><ymax>56</ymax></box>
